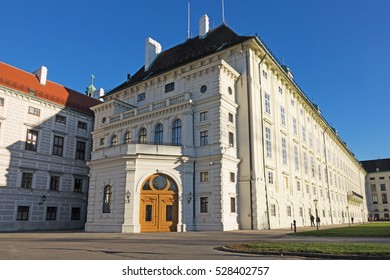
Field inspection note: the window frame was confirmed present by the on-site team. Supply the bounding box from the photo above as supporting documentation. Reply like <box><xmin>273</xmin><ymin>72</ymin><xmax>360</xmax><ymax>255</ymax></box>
<box><xmin>75</xmin><ymin>141</ymin><xmax>86</xmax><ymax>160</ymax></box>
<box><xmin>200</xmin><ymin>130</ymin><xmax>208</xmax><ymax>146</ymax></box>
<box><xmin>172</xmin><ymin>119</ymin><xmax>182</xmax><ymax>146</ymax></box>
<box><xmin>46</xmin><ymin>207</ymin><xmax>57</xmax><ymax>220</ymax></box>
<box><xmin>52</xmin><ymin>135</ymin><xmax>64</xmax><ymax>156</ymax></box>
<box><xmin>21</xmin><ymin>172</ymin><xmax>33</xmax><ymax>189</ymax></box>
<box><xmin>50</xmin><ymin>175</ymin><xmax>60</xmax><ymax>191</ymax></box>
<box><xmin>74</xmin><ymin>178</ymin><xmax>83</xmax><ymax>193</ymax></box>
<box><xmin>16</xmin><ymin>206</ymin><xmax>30</xmax><ymax>221</ymax></box>
<box><xmin>200</xmin><ymin>171</ymin><xmax>209</xmax><ymax>183</ymax></box>
<box><xmin>103</xmin><ymin>185</ymin><xmax>112</xmax><ymax>213</ymax></box>
<box><xmin>200</xmin><ymin>197</ymin><xmax>208</xmax><ymax>213</ymax></box>
<box><xmin>25</xmin><ymin>129</ymin><xmax>39</xmax><ymax>151</ymax></box>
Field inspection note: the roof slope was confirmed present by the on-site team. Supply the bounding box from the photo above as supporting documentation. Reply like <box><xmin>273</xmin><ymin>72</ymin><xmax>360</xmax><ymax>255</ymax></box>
<box><xmin>0</xmin><ymin>62</ymin><xmax>101</xmax><ymax>116</ymax></box>
<box><xmin>361</xmin><ymin>158</ymin><xmax>390</xmax><ymax>173</ymax></box>
<box><xmin>108</xmin><ymin>24</ymin><xmax>252</xmax><ymax>95</ymax></box>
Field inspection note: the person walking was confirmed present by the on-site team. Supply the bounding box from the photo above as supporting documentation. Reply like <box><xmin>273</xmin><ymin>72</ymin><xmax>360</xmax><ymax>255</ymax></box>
<box><xmin>351</xmin><ymin>217</ymin><xmax>354</xmax><ymax>224</ymax></box>
<box><xmin>316</xmin><ymin>216</ymin><xmax>321</xmax><ymax>228</ymax></box>
<box><xmin>310</xmin><ymin>214</ymin><xmax>315</xmax><ymax>227</ymax></box>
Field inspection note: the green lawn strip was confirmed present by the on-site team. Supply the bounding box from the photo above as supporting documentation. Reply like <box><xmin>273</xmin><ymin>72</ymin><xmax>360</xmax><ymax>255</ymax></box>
<box><xmin>290</xmin><ymin>223</ymin><xmax>390</xmax><ymax>237</ymax></box>
<box><xmin>227</xmin><ymin>242</ymin><xmax>390</xmax><ymax>257</ymax></box>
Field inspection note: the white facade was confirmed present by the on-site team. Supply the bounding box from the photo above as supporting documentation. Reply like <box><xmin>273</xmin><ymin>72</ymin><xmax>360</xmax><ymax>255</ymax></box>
<box><xmin>362</xmin><ymin>159</ymin><xmax>390</xmax><ymax>221</ymax></box>
<box><xmin>86</xmin><ymin>20</ymin><xmax>367</xmax><ymax>233</ymax></box>
<box><xmin>0</xmin><ymin>63</ymin><xmax>99</xmax><ymax>231</ymax></box>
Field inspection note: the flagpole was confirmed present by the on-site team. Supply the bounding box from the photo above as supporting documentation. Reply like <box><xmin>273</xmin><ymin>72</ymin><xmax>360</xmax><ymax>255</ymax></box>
<box><xmin>222</xmin><ymin>0</ymin><xmax>225</xmax><ymax>24</ymax></box>
<box><xmin>188</xmin><ymin>0</ymin><xmax>191</xmax><ymax>39</ymax></box>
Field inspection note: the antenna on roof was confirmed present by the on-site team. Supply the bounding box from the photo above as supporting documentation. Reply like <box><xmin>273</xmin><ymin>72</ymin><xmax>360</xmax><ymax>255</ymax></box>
<box><xmin>187</xmin><ymin>0</ymin><xmax>191</xmax><ymax>39</ymax></box>
<box><xmin>222</xmin><ymin>0</ymin><xmax>225</xmax><ymax>24</ymax></box>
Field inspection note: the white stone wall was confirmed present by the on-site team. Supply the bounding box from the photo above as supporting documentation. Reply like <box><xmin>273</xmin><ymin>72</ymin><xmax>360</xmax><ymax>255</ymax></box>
<box><xmin>365</xmin><ymin>171</ymin><xmax>390</xmax><ymax>220</ymax></box>
<box><xmin>0</xmin><ymin>86</ymin><xmax>94</xmax><ymax>231</ymax></box>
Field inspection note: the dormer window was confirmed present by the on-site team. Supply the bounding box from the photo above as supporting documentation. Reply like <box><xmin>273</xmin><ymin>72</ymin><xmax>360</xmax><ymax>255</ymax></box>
<box><xmin>137</xmin><ymin>92</ymin><xmax>145</xmax><ymax>102</ymax></box>
<box><xmin>165</xmin><ymin>82</ymin><xmax>174</xmax><ymax>93</ymax></box>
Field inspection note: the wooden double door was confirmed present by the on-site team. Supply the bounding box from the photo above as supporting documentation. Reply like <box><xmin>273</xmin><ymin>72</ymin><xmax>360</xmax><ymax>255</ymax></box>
<box><xmin>139</xmin><ymin>174</ymin><xmax>178</xmax><ymax>232</ymax></box>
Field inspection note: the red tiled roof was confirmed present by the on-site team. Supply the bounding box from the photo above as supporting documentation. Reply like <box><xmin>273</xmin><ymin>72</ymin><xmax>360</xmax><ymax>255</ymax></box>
<box><xmin>0</xmin><ymin>61</ymin><xmax>101</xmax><ymax>116</ymax></box>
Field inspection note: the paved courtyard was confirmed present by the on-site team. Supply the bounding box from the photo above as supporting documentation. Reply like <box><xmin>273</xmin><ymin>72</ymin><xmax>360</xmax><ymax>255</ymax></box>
<box><xmin>0</xmin><ymin>224</ymin><xmax>389</xmax><ymax>260</ymax></box>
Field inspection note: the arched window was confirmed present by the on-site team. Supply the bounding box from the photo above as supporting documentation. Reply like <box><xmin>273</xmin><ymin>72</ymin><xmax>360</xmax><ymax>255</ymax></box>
<box><xmin>172</xmin><ymin>119</ymin><xmax>182</xmax><ymax>146</ymax></box>
<box><xmin>124</xmin><ymin>131</ymin><xmax>132</xmax><ymax>144</ymax></box>
<box><xmin>111</xmin><ymin>135</ymin><xmax>118</xmax><ymax>146</ymax></box>
<box><xmin>139</xmin><ymin>128</ymin><xmax>147</xmax><ymax>144</ymax></box>
<box><xmin>154</xmin><ymin>124</ymin><xmax>164</xmax><ymax>144</ymax></box>
<box><xmin>103</xmin><ymin>185</ymin><xmax>112</xmax><ymax>213</ymax></box>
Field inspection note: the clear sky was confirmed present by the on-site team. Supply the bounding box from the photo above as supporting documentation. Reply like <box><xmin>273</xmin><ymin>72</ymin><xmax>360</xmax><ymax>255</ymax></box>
<box><xmin>2</xmin><ymin>0</ymin><xmax>389</xmax><ymax>161</ymax></box>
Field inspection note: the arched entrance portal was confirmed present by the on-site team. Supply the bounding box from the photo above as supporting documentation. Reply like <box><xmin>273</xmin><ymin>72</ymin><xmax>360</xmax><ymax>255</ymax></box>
<box><xmin>140</xmin><ymin>174</ymin><xmax>178</xmax><ymax>232</ymax></box>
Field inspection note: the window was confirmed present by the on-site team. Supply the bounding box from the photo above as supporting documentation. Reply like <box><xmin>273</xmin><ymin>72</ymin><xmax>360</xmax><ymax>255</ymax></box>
<box><xmin>154</xmin><ymin>124</ymin><xmax>164</xmax><ymax>144</ymax></box>
<box><xmin>52</xmin><ymin>135</ymin><xmax>64</xmax><ymax>156</ymax></box>
<box><xmin>16</xmin><ymin>206</ymin><xmax>29</xmax><ymax>221</ymax></box>
<box><xmin>46</xmin><ymin>207</ymin><xmax>57</xmax><ymax>220</ymax></box>
<box><xmin>230</xmin><ymin>172</ymin><xmax>235</xmax><ymax>183</ymax></box>
<box><xmin>264</xmin><ymin>93</ymin><xmax>271</xmax><ymax>114</ymax></box>
<box><xmin>164</xmin><ymin>82</ymin><xmax>175</xmax><ymax>93</ymax></box>
<box><xmin>228</xmin><ymin>132</ymin><xmax>234</xmax><ymax>147</ymax></box>
<box><xmin>124</xmin><ymin>132</ymin><xmax>132</xmax><ymax>144</ymax></box>
<box><xmin>28</xmin><ymin>106</ymin><xmax>40</xmax><ymax>116</ymax></box>
<box><xmin>297</xmin><ymin>181</ymin><xmax>301</xmax><ymax>191</ymax></box>
<box><xmin>382</xmin><ymin>193</ymin><xmax>388</xmax><ymax>204</ymax></box>
<box><xmin>200</xmin><ymin>197</ymin><xmax>208</xmax><ymax>213</ymax></box>
<box><xmin>309</xmin><ymin>132</ymin><xmax>313</xmax><ymax>147</ymax></box>
<box><xmin>50</xmin><ymin>176</ymin><xmax>60</xmax><ymax>191</ymax></box>
<box><xmin>200</xmin><ymin>85</ymin><xmax>207</xmax><ymax>93</ymax></box>
<box><xmin>293</xmin><ymin>118</ymin><xmax>297</xmax><ymax>135</ymax></box>
<box><xmin>137</xmin><ymin>92</ymin><xmax>145</xmax><ymax>102</ymax></box>
<box><xmin>100</xmin><ymin>138</ymin><xmax>105</xmax><ymax>146</ymax></box>
<box><xmin>25</xmin><ymin>129</ymin><xmax>38</xmax><ymax>151</ymax></box>
<box><xmin>311</xmin><ymin>156</ymin><xmax>315</xmax><ymax>177</ymax></box>
<box><xmin>306</xmin><ymin>184</ymin><xmax>310</xmax><ymax>194</ymax></box>
<box><xmin>271</xmin><ymin>204</ymin><xmax>276</xmax><ymax>216</ymax></box>
<box><xmin>71</xmin><ymin>207</ymin><xmax>81</xmax><ymax>220</ymax></box>
<box><xmin>75</xmin><ymin>141</ymin><xmax>86</xmax><ymax>160</ymax></box>
<box><xmin>228</xmin><ymin>113</ymin><xmax>234</xmax><ymax>123</ymax></box>
<box><xmin>200</xmin><ymin>171</ymin><xmax>209</xmax><ymax>182</ymax></box>
<box><xmin>369</xmin><ymin>177</ymin><xmax>375</xmax><ymax>181</ymax></box>
<box><xmin>111</xmin><ymin>135</ymin><xmax>118</xmax><ymax>146</ymax></box>
<box><xmin>381</xmin><ymin>184</ymin><xmax>386</xmax><ymax>191</ymax></box>
<box><xmin>228</xmin><ymin>87</ymin><xmax>233</xmax><ymax>95</ymax></box>
<box><xmin>302</xmin><ymin>126</ymin><xmax>306</xmax><ymax>143</ymax></box>
<box><xmin>265</xmin><ymin>127</ymin><xmax>272</xmax><ymax>158</ymax></box>
<box><xmin>372</xmin><ymin>193</ymin><xmax>378</xmax><ymax>204</ymax></box>
<box><xmin>103</xmin><ymin>185</ymin><xmax>112</xmax><ymax>213</ymax></box>
<box><xmin>262</xmin><ymin>70</ymin><xmax>268</xmax><ymax>79</ymax></box>
<box><xmin>200</xmin><ymin>130</ymin><xmax>208</xmax><ymax>146</ymax></box>
<box><xmin>303</xmin><ymin>151</ymin><xmax>308</xmax><ymax>174</ymax></box>
<box><xmin>268</xmin><ymin>171</ymin><xmax>273</xmax><ymax>184</ymax></box>
<box><xmin>287</xmin><ymin>205</ymin><xmax>292</xmax><ymax>217</ymax></box>
<box><xmin>172</xmin><ymin>119</ymin><xmax>182</xmax><ymax>146</ymax></box>
<box><xmin>318</xmin><ymin>164</ymin><xmax>322</xmax><ymax>180</ymax></box>
<box><xmin>294</xmin><ymin>146</ymin><xmax>299</xmax><ymax>171</ymax></box>
<box><xmin>278</xmin><ymin>86</ymin><xmax>283</xmax><ymax>94</ymax></box>
<box><xmin>78</xmin><ymin>121</ymin><xmax>87</xmax><ymax>130</ymax></box>
<box><xmin>380</xmin><ymin>177</ymin><xmax>385</xmax><ymax>180</ymax></box>
<box><xmin>55</xmin><ymin>115</ymin><xmax>66</xmax><ymax>124</ymax></box>
<box><xmin>74</xmin><ymin>178</ymin><xmax>83</xmax><ymax>193</ymax></box>
<box><xmin>200</xmin><ymin>111</ymin><xmax>208</xmax><ymax>121</ymax></box>
<box><xmin>139</xmin><ymin>128</ymin><xmax>147</xmax><ymax>144</ymax></box>
<box><xmin>230</xmin><ymin>197</ymin><xmax>236</xmax><ymax>213</ymax></box>
<box><xmin>313</xmin><ymin>186</ymin><xmax>317</xmax><ymax>196</ymax></box>
<box><xmin>280</xmin><ymin>106</ymin><xmax>286</xmax><ymax>126</ymax></box>
<box><xmin>0</xmin><ymin>97</ymin><xmax>4</xmax><ymax>106</ymax></box>
<box><xmin>299</xmin><ymin>207</ymin><xmax>303</xmax><ymax>217</ymax></box>
<box><xmin>21</xmin><ymin>172</ymin><xmax>33</xmax><ymax>188</ymax></box>
<box><xmin>281</xmin><ymin>137</ymin><xmax>287</xmax><ymax>165</ymax></box>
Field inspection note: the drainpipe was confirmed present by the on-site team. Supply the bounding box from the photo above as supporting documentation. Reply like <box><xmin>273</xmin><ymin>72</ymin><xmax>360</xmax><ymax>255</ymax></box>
<box><xmin>257</xmin><ymin>53</ymin><xmax>271</xmax><ymax>229</ymax></box>
<box><xmin>322</xmin><ymin>127</ymin><xmax>334</xmax><ymax>224</ymax></box>
<box><xmin>192</xmin><ymin>108</ymin><xmax>196</xmax><ymax>228</ymax></box>
<box><xmin>244</xmin><ymin>45</ymin><xmax>254</xmax><ymax>230</ymax></box>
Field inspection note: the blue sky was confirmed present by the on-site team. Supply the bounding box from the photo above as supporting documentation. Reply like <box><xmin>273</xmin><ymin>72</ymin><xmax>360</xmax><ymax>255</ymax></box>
<box><xmin>2</xmin><ymin>0</ymin><xmax>389</xmax><ymax>161</ymax></box>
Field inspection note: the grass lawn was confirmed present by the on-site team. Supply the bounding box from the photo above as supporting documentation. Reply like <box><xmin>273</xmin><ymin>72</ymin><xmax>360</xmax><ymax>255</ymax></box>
<box><xmin>290</xmin><ymin>222</ymin><xmax>390</xmax><ymax>237</ymax></box>
<box><xmin>226</xmin><ymin>223</ymin><xmax>390</xmax><ymax>258</ymax></box>
<box><xmin>227</xmin><ymin>242</ymin><xmax>390</xmax><ymax>258</ymax></box>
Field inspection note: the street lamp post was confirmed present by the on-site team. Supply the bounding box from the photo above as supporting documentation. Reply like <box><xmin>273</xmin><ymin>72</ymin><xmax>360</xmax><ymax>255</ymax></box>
<box><xmin>313</xmin><ymin>198</ymin><xmax>319</xmax><ymax>230</ymax></box>
<box><xmin>361</xmin><ymin>209</ymin><xmax>364</xmax><ymax>224</ymax></box>
<box><xmin>346</xmin><ymin>205</ymin><xmax>350</xmax><ymax>227</ymax></box>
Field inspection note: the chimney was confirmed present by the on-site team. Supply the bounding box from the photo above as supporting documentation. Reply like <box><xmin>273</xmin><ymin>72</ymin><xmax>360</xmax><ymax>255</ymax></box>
<box><xmin>145</xmin><ymin>37</ymin><xmax>162</xmax><ymax>71</ymax></box>
<box><xmin>93</xmin><ymin>88</ymin><xmax>105</xmax><ymax>101</ymax></box>
<box><xmin>33</xmin><ymin>66</ymin><xmax>48</xmax><ymax>85</ymax></box>
<box><xmin>199</xmin><ymin>14</ymin><xmax>210</xmax><ymax>37</ymax></box>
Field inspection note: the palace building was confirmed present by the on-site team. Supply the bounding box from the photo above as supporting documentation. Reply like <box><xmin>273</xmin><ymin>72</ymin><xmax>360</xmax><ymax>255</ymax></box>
<box><xmin>361</xmin><ymin>158</ymin><xmax>390</xmax><ymax>221</ymax></box>
<box><xmin>0</xmin><ymin>62</ymin><xmax>101</xmax><ymax>231</ymax></box>
<box><xmin>85</xmin><ymin>15</ymin><xmax>367</xmax><ymax>233</ymax></box>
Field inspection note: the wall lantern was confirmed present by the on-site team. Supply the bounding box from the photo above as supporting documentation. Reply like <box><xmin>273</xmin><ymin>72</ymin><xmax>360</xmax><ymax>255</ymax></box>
<box><xmin>187</xmin><ymin>192</ymin><xmax>193</xmax><ymax>204</ymax></box>
<box><xmin>125</xmin><ymin>191</ymin><xmax>131</xmax><ymax>203</ymax></box>
<box><xmin>39</xmin><ymin>195</ymin><xmax>47</xmax><ymax>205</ymax></box>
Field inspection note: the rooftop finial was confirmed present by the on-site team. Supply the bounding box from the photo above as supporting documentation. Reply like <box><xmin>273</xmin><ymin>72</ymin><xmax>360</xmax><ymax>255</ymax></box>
<box><xmin>86</xmin><ymin>74</ymin><xmax>96</xmax><ymax>97</ymax></box>
<box><xmin>222</xmin><ymin>0</ymin><xmax>225</xmax><ymax>24</ymax></box>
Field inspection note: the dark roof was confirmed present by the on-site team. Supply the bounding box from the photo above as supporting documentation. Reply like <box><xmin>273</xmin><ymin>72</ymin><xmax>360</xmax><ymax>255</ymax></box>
<box><xmin>108</xmin><ymin>24</ymin><xmax>252</xmax><ymax>95</ymax></box>
<box><xmin>361</xmin><ymin>158</ymin><xmax>390</xmax><ymax>173</ymax></box>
